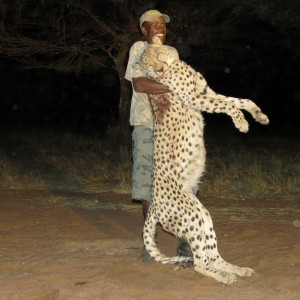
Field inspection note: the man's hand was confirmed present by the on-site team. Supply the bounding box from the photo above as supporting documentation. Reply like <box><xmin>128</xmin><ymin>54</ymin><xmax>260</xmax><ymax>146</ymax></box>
<box><xmin>133</xmin><ymin>77</ymin><xmax>170</xmax><ymax>94</ymax></box>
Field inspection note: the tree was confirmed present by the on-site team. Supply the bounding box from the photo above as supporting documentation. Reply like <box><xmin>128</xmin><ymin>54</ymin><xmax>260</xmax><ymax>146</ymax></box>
<box><xmin>1</xmin><ymin>0</ymin><xmax>300</xmax><ymax>147</ymax></box>
<box><xmin>0</xmin><ymin>0</ymin><xmax>147</xmax><ymax>148</ymax></box>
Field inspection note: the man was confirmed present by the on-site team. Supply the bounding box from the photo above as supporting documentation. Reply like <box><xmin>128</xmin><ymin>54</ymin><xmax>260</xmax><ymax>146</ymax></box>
<box><xmin>125</xmin><ymin>10</ymin><xmax>191</xmax><ymax>260</ymax></box>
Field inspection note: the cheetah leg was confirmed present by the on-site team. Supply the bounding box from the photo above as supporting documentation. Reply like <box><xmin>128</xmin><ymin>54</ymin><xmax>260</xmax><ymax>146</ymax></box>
<box><xmin>189</xmin><ymin>234</ymin><xmax>237</xmax><ymax>284</ymax></box>
<box><xmin>186</xmin><ymin>234</ymin><xmax>238</xmax><ymax>284</ymax></box>
<box><xmin>143</xmin><ymin>205</ymin><xmax>193</xmax><ymax>267</ymax></box>
<box><xmin>194</xmin><ymin>72</ymin><xmax>269</xmax><ymax>126</ymax></box>
<box><xmin>158</xmin><ymin>76</ymin><xmax>249</xmax><ymax>133</ymax></box>
<box><xmin>226</xmin><ymin>98</ymin><xmax>269</xmax><ymax>125</ymax></box>
<box><xmin>191</xmin><ymin>199</ymin><xmax>254</xmax><ymax>280</ymax></box>
<box><xmin>195</xmin><ymin>98</ymin><xmax>249</xmax><ymax>133</ymax></box>
<box><xmin>178</xmin><ymin>199</ymin><xmax>235</xmax><ymax>284</ymax></box>
<box><xmin>200</xmin><ymin>218</ymin><xmax>254</xmax><ymax>277</ymax></box>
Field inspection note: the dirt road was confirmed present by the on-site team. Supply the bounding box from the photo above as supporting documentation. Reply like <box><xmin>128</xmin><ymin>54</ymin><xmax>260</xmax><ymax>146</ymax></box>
<box><xmin>0</xmin><ymin>190</ymin><xmax>299</xmax><ymax>299</ymax></box>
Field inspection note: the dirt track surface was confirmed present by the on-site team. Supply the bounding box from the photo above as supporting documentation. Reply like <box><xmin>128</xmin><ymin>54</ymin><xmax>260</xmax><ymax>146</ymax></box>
<box><xmin>0</xmin><ymin>190</ymin><xmax>299</xmax><ymax>300</ymax></box>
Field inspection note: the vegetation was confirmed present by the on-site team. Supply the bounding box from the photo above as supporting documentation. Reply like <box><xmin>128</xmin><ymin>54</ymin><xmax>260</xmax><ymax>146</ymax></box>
<box><xmin>0</xmin><ymin>129</ymin><xmax>298</xmax><ymax>200</ymax></box>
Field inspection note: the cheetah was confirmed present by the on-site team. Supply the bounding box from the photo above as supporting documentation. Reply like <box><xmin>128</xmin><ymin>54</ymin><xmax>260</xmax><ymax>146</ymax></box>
<box><xmin>136</xmin><ymin>39</ymin><xmax>269</xmax><ymax>284</ymax></box>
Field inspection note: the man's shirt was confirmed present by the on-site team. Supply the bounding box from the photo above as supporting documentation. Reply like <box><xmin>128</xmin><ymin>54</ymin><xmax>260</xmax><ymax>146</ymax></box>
<box><xmin>125</xmin><ymin>41</ymin><xmax>179</xmax><ymax>129</ymax></box>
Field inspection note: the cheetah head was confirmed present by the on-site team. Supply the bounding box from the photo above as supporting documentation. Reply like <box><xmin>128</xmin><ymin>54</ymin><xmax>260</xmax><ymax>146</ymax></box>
<box><xmin>135</xmin><ymin>37</ymin><xmax>175</xmax><ymax>78</ymax></box>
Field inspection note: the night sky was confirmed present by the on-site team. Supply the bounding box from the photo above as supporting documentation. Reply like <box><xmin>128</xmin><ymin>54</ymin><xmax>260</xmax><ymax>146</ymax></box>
<box><xmin>0</xmin><ymin>61</ymin><xmax>120</xmax><ymax>134</ymax></box>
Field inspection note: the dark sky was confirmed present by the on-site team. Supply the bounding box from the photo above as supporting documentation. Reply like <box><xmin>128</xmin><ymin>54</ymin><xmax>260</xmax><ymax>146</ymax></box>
<box><xmin>196</xmin><ymin>43</ymin><xmax>300</xmax><ymax>138</ymax></box>
<box><xmin>0</xmin><ymin>62</ymin><xmax>120</xmax><ymax>134</ymax></box>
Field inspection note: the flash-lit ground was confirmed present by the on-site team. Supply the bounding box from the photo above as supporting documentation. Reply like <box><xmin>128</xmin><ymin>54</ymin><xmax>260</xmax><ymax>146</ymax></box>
<box><xmin>1</xmin><ymin>190</ymin><xmax>299</xmax><ymax>300</ymax></box>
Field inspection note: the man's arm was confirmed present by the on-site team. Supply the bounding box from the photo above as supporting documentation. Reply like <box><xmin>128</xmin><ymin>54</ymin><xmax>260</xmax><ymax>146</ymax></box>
<box><xmin>133</xmin><ymin>77</ymin><xmax>170</xmax><ymax>94</ymax></box>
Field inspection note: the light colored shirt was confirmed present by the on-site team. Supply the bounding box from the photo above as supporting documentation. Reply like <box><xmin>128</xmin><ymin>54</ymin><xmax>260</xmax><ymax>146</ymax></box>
<box><xmin>125</xmin><ymin>41</ymin><xmax>179</xmax><ymax>129</ymax></box>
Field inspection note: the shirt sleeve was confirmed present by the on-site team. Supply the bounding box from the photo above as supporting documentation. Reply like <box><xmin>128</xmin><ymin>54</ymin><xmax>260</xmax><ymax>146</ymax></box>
<box><xmin>125</xmin><ymin>41</ymin><xmax>147</xmax><ymax>81</ymax></box>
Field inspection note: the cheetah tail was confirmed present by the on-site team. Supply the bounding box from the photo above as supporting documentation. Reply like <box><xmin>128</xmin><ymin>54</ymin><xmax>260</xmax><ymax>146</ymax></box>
<box><xmin>143</xmin><ymin>220</ymin><xmax>193</xmax><ymax>267</ymax></box>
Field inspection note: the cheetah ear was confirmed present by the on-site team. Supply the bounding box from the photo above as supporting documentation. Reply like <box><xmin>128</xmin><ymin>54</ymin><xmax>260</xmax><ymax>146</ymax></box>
<box><xmin>152</xmin><ymin>36</ymin><xmax>162</xmax><ymax>45</ymax></box>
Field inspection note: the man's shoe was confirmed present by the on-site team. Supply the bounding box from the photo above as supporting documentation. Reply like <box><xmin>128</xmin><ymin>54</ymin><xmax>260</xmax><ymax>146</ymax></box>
<box><xmin>177</xmin><ymin>239</ymin><xmax>193</xmax><ymax>257</ymax></box>
<box><xmin>141</xmin><ymin>246</ymin><xmax>154</xmax><ymax>262</ymax></box>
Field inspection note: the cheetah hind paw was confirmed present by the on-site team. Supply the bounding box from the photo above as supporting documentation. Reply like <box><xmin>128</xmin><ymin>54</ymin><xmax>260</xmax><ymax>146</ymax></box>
<box><xmin>217</xmin><ymin>272</ymin><xmax>237</xmax><ymax>284</ymax></box>
<box><xmin>237</xmin><ymin>267</ymin><xmax>255</xmax><ymax>277</ymax></box>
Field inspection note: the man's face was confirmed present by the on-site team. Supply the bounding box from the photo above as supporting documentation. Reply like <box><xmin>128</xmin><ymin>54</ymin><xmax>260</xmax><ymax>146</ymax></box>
<box><xmin>141</xmin><ymin>16</ymin><xmax>167</xmax><ymax>44</ymax></box>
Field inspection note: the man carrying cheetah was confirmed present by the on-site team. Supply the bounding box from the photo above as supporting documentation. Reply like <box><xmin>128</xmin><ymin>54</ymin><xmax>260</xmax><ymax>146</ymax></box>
<box><xmin>125</xmin><ymin>9</ymin><xmax>269</xmax><ymax>284</ymax></box>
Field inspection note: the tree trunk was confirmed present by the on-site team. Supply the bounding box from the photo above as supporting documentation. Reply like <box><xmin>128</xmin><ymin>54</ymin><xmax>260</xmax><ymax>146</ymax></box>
<box><xmin>118</xmin><ymin>75</ymin><xmax>132</xmax><ymax>150</ymax></box>
<box><xmin>114</xmin><ymin>48</ymin><xmax>132</xmax><ymax>151</ymax></box>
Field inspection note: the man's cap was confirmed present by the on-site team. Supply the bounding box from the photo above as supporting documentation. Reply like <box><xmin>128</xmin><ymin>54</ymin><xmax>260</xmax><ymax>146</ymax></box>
<box><xmin>139</xmin><ymin>10</ymin><xmax>170</xmax><ymax>28</ymax></box>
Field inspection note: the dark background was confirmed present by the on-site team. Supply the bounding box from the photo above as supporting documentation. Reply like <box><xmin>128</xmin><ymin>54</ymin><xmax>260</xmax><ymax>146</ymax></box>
<box><xmin>0</xmin><ymin>3</ymin><xmax>299</xmax><ymax>139</ymax></box>
<box><xmin>0</xmin><ymin>61</ymin><xmax>120</xmax><ymax>134</ymax></box>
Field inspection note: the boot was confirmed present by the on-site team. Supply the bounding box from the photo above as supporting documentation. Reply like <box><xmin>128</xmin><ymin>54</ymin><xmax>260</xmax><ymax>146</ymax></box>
<box><xmin>140</xmin><ymin>233</ymin><xmax>157</xmax><ymax>262</ymax></box>
<box><xmin>177</xmin><ymin>238</ymin><xmax>193</xmax><ymax>257</ymax></box>
<box><xmin>141</xmin><ymin>245</ymin><xmax>154</xmax><ymax>262</ymax></box>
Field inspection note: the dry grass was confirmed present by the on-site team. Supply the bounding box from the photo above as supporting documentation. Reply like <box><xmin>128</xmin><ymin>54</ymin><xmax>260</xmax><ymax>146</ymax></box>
<box><xmin>0</xmin><ymin>129</ymin><xmax>299</xmax><ymax>199</ymax></box>
<box><xmin>201</xmin><ymin>144</ymin><xmax>299</xmax><ymax>198</ymax></box>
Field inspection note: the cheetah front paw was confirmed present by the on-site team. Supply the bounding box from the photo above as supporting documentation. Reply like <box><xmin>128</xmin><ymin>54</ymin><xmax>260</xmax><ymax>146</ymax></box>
<box><xmin>254</xmin><ymin>111</ymin><xmax>269</xmax><ymax>125</ymax></box>
<box><xmin>235</xmin><ymin>119</ymin><xmax>249</xmax><ymax>133</ymax></box>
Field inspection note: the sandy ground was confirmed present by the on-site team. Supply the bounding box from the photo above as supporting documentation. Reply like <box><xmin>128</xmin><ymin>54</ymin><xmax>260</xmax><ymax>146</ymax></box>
<box><xmin>0</xmin><ymin>190</ymin><xmax>299</xmax><ymax>300</ymax></box>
